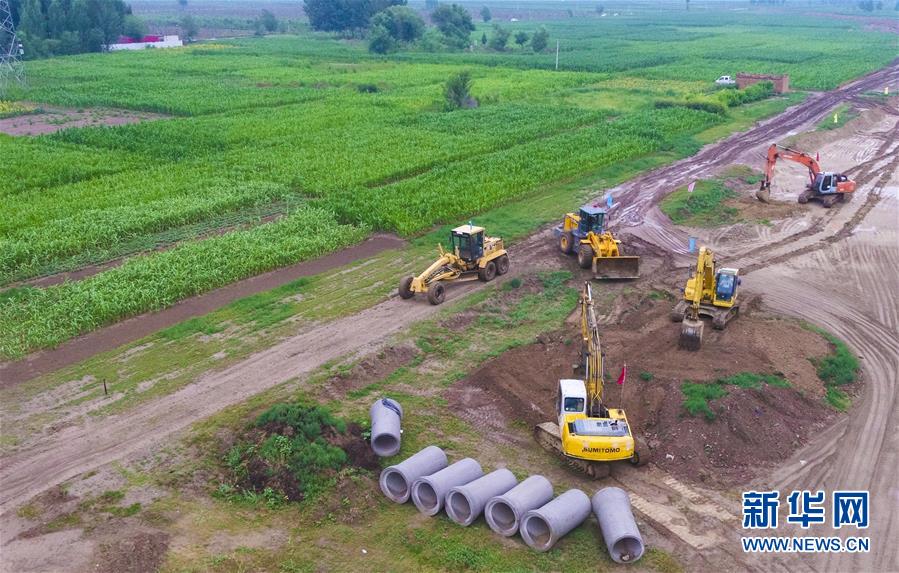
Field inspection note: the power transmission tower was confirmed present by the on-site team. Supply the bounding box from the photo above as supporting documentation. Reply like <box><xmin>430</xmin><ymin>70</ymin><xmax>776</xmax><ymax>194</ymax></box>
<box><xmin>1</xmin><ymin>0</ymin><xmax>26</xmax><ymax>96</ymax></box>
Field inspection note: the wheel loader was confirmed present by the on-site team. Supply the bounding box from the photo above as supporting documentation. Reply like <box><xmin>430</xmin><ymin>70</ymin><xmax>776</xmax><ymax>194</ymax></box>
<box><xmin>535</xmin><ymin>283</ymin><xmax>647</xmax><ymax>478</ymax></box>
<box><xmin>670</xmin><ymin>246</ymin><xmax>740</xmax><ymax>350</ymax></box>
<box><xmin>756</xmin><ymin>143</ymin><xmax>856</xmax><ymax>207</ymax></box>
<box><xmin>398</xmin><ymin>224</ymin><xmax>509</xmax><ymax>305</ymax></box>
<box><xmin>554</xmin><ymin>206</ymin><xmax>639</xmax><ymax>280</ymax></box>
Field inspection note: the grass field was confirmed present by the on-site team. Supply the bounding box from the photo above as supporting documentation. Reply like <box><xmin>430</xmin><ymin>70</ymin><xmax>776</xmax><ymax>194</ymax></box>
<box><xmin>1</xmin><ymin>8</ymin><xmax>895</xmax><ymax>359</ymax></box>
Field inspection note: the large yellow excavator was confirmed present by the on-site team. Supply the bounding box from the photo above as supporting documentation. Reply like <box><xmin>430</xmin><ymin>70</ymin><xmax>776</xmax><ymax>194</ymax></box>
<box><xmin>399</xmin><ymin>224</ymin><xmax>509</xmax><ymax>305</ymax></box>
<box><xmin>555</xmin><ymin>206</ymin><xmax>640</xmax><ymax>279</ymax></box>
<box><xmin>670</xmin><ymin>247</ymin><xmax>740</xmax><ymax>350</ymax></box>
<box><xmin>535</xmin><ymin>283</ymin><xmax>646</xmax><ymax>477</ymax></box>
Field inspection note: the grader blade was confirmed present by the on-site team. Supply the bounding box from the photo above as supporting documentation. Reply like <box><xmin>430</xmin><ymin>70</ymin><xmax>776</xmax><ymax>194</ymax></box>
<box><xmin>593</xmin><ymin>256</ymin><xmax>640</xmax><ymax>280</ymax></box>
<box><xmin>678</xmin><ymin>318</ymin><xmax>704</xmax><ymax>351</ymax></box>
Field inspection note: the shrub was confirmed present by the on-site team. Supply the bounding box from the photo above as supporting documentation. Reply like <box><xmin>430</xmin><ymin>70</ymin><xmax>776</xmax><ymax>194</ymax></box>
<box><xmin>681</xmin><ymin>382</ymin><xmax>727</xmax><ymax>421</ymax></box>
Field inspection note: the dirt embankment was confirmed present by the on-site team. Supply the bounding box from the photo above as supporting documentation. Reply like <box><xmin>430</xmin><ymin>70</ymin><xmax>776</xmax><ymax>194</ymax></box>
<box><xmin>449</xmin><ymin>291</ymin><xmax>835</xmax><ymax>487</ymax></box>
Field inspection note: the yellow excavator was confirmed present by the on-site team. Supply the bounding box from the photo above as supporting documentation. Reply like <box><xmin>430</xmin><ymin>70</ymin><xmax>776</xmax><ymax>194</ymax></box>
<box><xmin>555</xmin><ymin>206</ymin><xmax>640</xmax><ymax>280</ymax></box>
<box><xmin>399</xmin><ymin>224</ymin><xmax>509</xmax><ymax>305</ymax></box>
<box><xmin>670</xmin><ymin>247</ymin><xmax>741</xmax><ymax>350</ymax></box>
<box><xmin>535</xmin><ymin>283</ymin><xmax>646</xmax><ymax>478</ymax></box>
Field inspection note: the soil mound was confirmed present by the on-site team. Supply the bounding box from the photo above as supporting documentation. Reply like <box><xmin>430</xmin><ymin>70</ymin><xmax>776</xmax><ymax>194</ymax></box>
<box><xmin>449</xmin><ymin>298</ymin><xmax>835</xmax><ymax>486</ymax></box>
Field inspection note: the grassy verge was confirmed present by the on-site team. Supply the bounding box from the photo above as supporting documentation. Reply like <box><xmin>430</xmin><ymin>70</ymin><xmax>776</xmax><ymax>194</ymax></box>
<box><xmin>816</xmin><ymin>104</ymin><xmax>858</xmax><ymax>131</ymax></box>
<box><xmin>681</xmin><ymin>372</ymin><xmax>790</xmax><ymax>421</ymax></box>
<box><xmin>660</xmin><ymin>166</ymin><xmax>764</xmax><ymax>227</ymax></box>
<box><xmin>802</xmin><ymin>324</ymin><xmax>859</xmax><ymax>411</ymax></box>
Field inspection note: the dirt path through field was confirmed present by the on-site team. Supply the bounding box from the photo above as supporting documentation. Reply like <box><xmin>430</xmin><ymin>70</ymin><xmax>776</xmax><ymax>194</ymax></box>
<box><xmin>1</xmin><ymin>62</ymin><xmax>897</xmax><ymax>571</ymax></box>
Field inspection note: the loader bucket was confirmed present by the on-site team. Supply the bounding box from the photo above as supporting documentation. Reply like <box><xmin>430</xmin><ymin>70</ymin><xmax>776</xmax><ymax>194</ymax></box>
<box><xmin>678</xmin><ymin>318</ymin><xmax>704</xmax><ymax>351</ymax></box>
<box><xmin>593</xmin><ymin>256</ymin><xmax>640</xmax><ymax>280</ymax></box>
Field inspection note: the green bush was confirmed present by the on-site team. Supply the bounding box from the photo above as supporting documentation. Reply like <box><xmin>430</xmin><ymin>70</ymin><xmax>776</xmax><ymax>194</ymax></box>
<box><xmin>639</xmin><ymin>371</ymin><xmax>654</xmax><ymax>381</ymax></box>
<box><xmin>218</xmin><ymin>404</ymin><xmax>350</xmax><ymax>504</ymax></box>
<box><xmin>813</xmin><ymin>336</ymin><xmax>859</xmax><ymax>386</ymax></box>
<box><xmin>825</xmin><ymin>387</ymin><xmax>850</xmax><ymax>411</ymax></box>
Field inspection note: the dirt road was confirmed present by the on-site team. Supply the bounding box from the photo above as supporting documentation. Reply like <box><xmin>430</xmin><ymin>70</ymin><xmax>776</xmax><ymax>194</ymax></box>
<box><xmin>1</xmin><ymin>62</ymin><xmax>897</xmax><ymax>571</ymax></box>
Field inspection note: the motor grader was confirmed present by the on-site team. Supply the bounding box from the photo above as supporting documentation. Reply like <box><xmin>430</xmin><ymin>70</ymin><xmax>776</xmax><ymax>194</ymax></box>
<box><xmin>554</xmin><ymin>206</ymin><xmax>640</xmax><ymax>280</ymax></box>
<box><xmin>534</xmin><ymin>283</ymin><xmax>647</xmax><ymax>478</ymax></box>
<box><xmin>398</xmin><ymin>224</ymin><xmax>509</xmax><ymax>305</ymax></box>
<box><xmin>670</xmin><ymin>246</ymin><xmax>740</xmax><ymax>350</ymax></box>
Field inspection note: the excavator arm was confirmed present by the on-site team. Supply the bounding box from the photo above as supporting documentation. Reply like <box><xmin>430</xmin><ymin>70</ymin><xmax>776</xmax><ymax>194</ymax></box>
<box><xmin>757</xmin><ymin>143</ymin><xmax>842</xmax><ymax>203</ymax></box>
<box><xmin>581</xmin><ymin>283</ymin><xmax>604</xmax><ymax>416</ymax></box>
<box><xmin>679</xmin><ymin>247</ymin><xmax>715</xmax><ymax>349</ymax></box>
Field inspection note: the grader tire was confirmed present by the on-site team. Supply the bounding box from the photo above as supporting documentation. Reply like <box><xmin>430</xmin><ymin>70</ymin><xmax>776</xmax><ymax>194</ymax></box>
<box><xmin>577</xmin><ymin>245</ymin><xmax>593</xmax><ymax>269</ymax></box>
<box><xmin>479</xmin><ymin>261</ymin><xmax>497</xmax><ymax>282</ymax></box>
<box><xmin>398</xmin><ymin>276</ymin><xmax>414</xmax><ymax>299</ymax></box>
<box><xmin>559</xmin><ymin>232</ymin><xmax>574</xmax><ymax>254</ymax></box>
<box><xmin>427</xmin><ymin>283</ymin><xmax>446</xmax><ymax>305</ymax></box>
<box><xmin>496</xmin><ymin>255</ymin><xmax>510</xmax><ymax>275</ymax></box>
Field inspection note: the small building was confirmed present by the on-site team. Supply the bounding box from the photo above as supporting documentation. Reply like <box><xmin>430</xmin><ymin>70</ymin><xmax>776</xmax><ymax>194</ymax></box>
<box><xmin>736</xmin><ymin>73</ymin><xmax>789</xmax><ymax>93</ymax></box>
<box><xmin>108</xmin><ymin>35</ymin><xmax>183</xmax><ymax>51</ymax></box>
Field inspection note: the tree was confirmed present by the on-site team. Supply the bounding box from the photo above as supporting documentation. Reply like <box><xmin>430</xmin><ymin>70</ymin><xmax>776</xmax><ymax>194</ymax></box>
<box><xmin>260</xmin><ymin>9</ymin><xmax>278</xmax><ymax>32</ymax></box>
<box><xmin>431</xmin><ymin>3</ymin><xmax>474</xmax><ymax>49</ymax></box>
<box><xmin>488</xmin><ymin>23</ymin><xmax>508</xmax><ymax>50</ymax></box>
<box><xmin>122</xmin><ymin>14</ymin><xmax>145</xmax><ymax>39</ymax></box>
<box><xmin>480</xmin><ymin>31</ymin><xmax>486</xmax><ymax>45</ymax></box>
<box><xmin>596</xmin><ymin>5</ymin><xmax>604</xmax><ymax>14</ymax></box>
<box><xmin>480</xmin><ymin>5</ymin><xmax>490</xmax><ymax>22</ymax></box>
<box><xmin>514</xmin><ymin>30</ymin><xmax>527</xmax><ymax>47</ymax></box>
<box><xmin>304</xmin><ymin>0</ymin><xmax>404</xmax><ymax>33</ymax></box>
<box><xmin>177</xmin><ymin>0</ymin><xmax>187</xmax><ymax>7</ymax></box>
<box><xmin>370</xmin><ymin>5</ymin><xmax>424</xmax><ymax>43</ymax></box>
<box><xmin>530</xmin><ymin>25</ymin><xmax>548</xmax><ymax>52</ymax></box>
<box><xmin>425</xmin><ymin>0</ymin><xmax>437</xmax><ymax>9</ymax></box>
<box><xmin>180</xmin><ymin>14</ymin><xmax>198</xmax><ymax>41</ymax></box>
<box><xmin>47</xmin><ymin>0</ymin><xmax>68</xmax><ymax>38</ymax></box>
<box><xmin>19</xmin><ymin>0</ymin><xmax>47</xmax><ymax>39</ymax></box>
<box><xmin>444</xmin><ymin>70</ymin><xmax>475</xmax><ymax>110</ymax></box>
<box><xmin>368</xmin><ymin>24</ymin><xmax>394</xmax><ymax>52</ymax></box>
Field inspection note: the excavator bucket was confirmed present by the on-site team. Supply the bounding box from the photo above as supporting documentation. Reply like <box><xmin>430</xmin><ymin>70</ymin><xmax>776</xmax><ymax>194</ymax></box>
<box><xmin>679</xmin><ymin>318</ymin><xmax>704</xmax><ymax>351</ymax></box>
<box><xmin>756</xmin><ymin>185</ymin><xmax>771</xmax><ymax>203</ymax></box>
<box><xmin>593</xmin><ymin>256</ymin><xmax>640</xmax><ymax>280</ymax></box>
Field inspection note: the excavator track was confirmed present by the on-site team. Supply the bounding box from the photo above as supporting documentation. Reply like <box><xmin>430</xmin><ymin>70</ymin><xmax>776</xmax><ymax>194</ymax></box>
<box><xmin>534</xmin><ymin>423</ymin><xmax>611</xmax><ymax>479</ymax></box>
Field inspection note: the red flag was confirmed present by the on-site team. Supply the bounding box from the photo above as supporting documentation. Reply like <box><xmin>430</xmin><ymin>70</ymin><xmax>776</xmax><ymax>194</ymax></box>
<box><xmin>616</xmin><ymin>363</ymin><xmax>628</xmax><ymax>385</ymax></box>
<box><xmin>816</xmin><ymin>152</ymin><xmax>820</xmax><ymax>162</ymax></box>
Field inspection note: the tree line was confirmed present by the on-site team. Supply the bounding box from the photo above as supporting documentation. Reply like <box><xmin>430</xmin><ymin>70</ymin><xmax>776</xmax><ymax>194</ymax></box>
<box><xmin>303</xmin><ymin>0</ymin><xmax>550</xmax><ymax>55</ymax></box>
<box><xmin>11</xmin><ymin>0</ymin><xmax>141</xmax><ymax>57</ymax></box>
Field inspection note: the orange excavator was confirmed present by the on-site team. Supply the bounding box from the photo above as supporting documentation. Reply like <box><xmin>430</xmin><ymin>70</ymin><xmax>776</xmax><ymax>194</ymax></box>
<box><xmin>756</xmin><ymin>143</ymin><xmax>856</xmax><ymax>207</ymax></box>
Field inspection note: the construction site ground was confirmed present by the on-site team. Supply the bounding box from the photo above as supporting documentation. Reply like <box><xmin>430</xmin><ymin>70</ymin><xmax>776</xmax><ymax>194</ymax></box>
<box><xmin>1</xmin><ymin>63</ymin><xmax>897</xmax><ymax>572</ymax></box>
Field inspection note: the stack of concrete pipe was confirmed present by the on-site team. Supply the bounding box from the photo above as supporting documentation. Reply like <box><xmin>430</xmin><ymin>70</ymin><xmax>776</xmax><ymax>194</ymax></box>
<box><xmin>371</xmin><ymin>401</ymin><xmax>643</xmax><ymax>562</ymax></box>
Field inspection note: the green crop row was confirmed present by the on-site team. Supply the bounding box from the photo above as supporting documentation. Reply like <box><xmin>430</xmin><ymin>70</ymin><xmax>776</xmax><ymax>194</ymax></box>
<box><xmin>0</xmin><ymin>207</ymin><xmax>367</xmax><ymax>359</ymax></box>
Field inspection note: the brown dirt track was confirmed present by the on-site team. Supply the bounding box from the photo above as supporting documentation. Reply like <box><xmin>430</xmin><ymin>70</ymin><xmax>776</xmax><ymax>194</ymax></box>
<box><xmin>1</xmin><ymin>62</ymin><xmax>897</xmax><ymax>573</ymax></box>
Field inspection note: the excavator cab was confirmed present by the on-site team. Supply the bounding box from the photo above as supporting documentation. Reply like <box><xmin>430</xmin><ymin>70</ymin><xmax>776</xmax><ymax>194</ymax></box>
<box><xmin>450</xmin><ymin>226</ymin><xmax>484</xmax><ymax>262</ymax></box>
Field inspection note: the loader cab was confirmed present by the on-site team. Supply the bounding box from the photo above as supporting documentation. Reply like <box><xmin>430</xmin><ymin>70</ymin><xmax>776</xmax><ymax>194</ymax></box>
<box><xmin>577</xmin><ymin>207</ymin><xmax>607</xmax><ymax>236</ymax></box>
<box><xmin>450</xmin><ymin>225</ymin><xmax>484</xmax><ymax>262</ymax></box>
<box><xmin>714</xmin><ymin>268</ymin><xmax>740</xmax><ymax>302</ymax></box>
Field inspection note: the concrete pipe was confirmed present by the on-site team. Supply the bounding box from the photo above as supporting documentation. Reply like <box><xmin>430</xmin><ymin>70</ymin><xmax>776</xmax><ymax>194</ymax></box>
<box><xmin>445</xmin><ymin>469</ymin><xmax>518</xmax><ymax>527</ymax></box>
<box><xmin>484</xmin><ymin>475</ymin><xmax>554</xmax><ymax>537</ymax></box>
<box><xmin>592</xmin><ymin>487</ymin><xmax>645</xmax><ymax>563</ymax></box>
<box><xmin>411</xmin><ymin>458</ymin><xmax>483</xmax><ymax>516</ymax></box>
<box><xmin>379</xmin><ymin>446</ymin><xmax>448</xmax><ymax>504</ymax></box>
<box><xmin>369</xmin><ymin>398</ymin><xmax>403</xmax><ymax>457</ymax></box>
<box><xmin>520</xmin><ymin>489</ymin><xmax>591</xmax><ymax>552</ymax></box>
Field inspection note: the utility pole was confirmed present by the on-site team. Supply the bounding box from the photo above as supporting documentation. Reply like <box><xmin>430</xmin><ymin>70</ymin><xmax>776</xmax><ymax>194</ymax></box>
<box><xmin>554</xmin><ymin>39</ymin><xmax>559</xmax><ymax>71</ymax></box>
<box><xmin>1</xmin><ymin>0</ymin><xmax>26</xmax><ymax>96</ymax></box>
